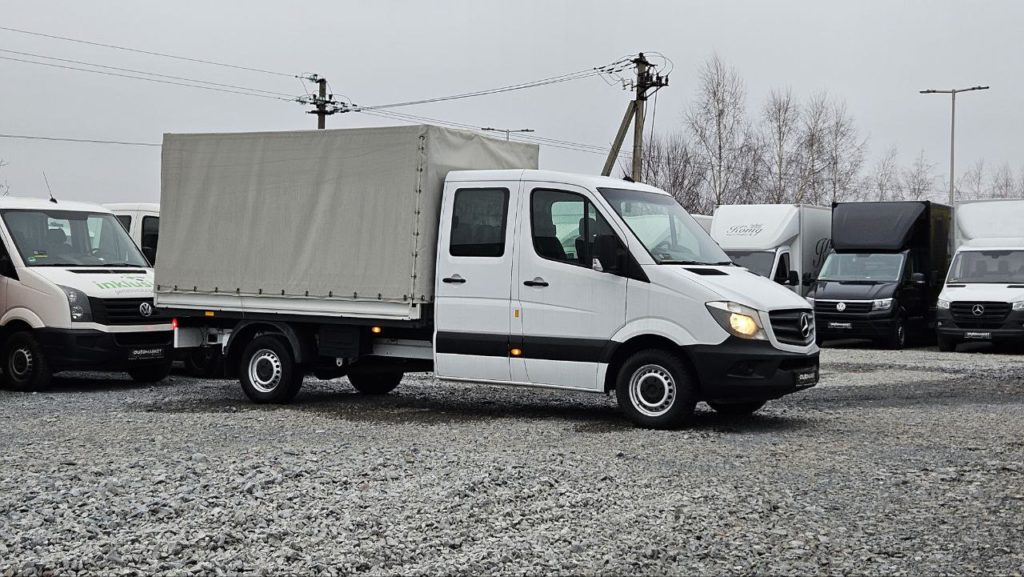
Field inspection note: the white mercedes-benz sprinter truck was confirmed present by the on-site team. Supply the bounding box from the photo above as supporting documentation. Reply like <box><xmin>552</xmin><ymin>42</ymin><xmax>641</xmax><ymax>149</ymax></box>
<box><xmin>711</xmin><ymin>204</ymin><xmax>831</xmax><ymax>297</ymax></box>
<box><xmin>937</xmin><ymin>199</ymin><xmax>1024</xmax><ymax>351</ymax></box>
<box><xmin>0</xmin><ymin>197</ymin><xmax>173</xmax><ymax>390</ymax></box>
<box><xmin>160</xmin><ymin>126</ymin><xmax>819</xmax><ymax>429</ymax></box>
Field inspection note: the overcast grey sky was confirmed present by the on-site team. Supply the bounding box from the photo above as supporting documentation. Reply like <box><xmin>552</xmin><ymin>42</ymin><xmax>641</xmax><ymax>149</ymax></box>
<box><xmin>0</xmin><ymin>0</ymin><xmax>1020</xmax><ymax>203</ymax></box>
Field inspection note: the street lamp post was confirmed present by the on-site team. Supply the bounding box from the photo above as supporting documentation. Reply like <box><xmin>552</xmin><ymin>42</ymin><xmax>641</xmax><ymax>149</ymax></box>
<box><xmin>482</xmin><ymin>127</ymin><xmax>534</xmax><ymax>141</ymax></box>
<box><xmin>919</xmin><ymin>86</ymin><xmax>989</xmax><ymax>207</ymax></box>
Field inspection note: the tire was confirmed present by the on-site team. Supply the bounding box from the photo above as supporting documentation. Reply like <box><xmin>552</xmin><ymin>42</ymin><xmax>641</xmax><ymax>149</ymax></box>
<box><xmin>347</xmin><ymin>366</ymin><xmax>403</xmax><ymax>395</ymax></box>
<box><xmin>937</xmin><ymin>334</ymin><xmax>957</xmax><ymax>353</ymax></box>
<box><xmin>127</xmin><ymin>359</ymin><xmax>172</xmax><ymax>383</ymax></box>
<box><xmin>184</xmin><ymin>348</ymin><xmax>224</xmax><ymax>378</ymax></box>
<box><xmin>2</xmin><ymin>331</ymin><xmax>52</xmax><ymax>392</ymax></box>
<box><xmin>886</xmin><ymin>316</ymin><xmax>908</xmax><ymax>350</ymax></box>
<box><xmin>615</xmin><ymin>349</ymin><xmax>697</xmax><ymax>429</ymax></box>
<box><xmin>708</xmin><ymin>400</ymin><xmax>767</xmax><ymax>417</ymax></box>
<box><xmin>238</xmin><ymin>336</ymin><xmax>302</xmax><ymax>403</ymax></box>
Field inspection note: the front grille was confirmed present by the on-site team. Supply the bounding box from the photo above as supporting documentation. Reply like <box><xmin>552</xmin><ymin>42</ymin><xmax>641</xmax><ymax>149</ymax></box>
<box><xmin>113</xmin><ymin>331</ymin><xmax>172</xmax><ymax>346</ymax></box>
<box><xmin>769</xmin><ymin>309</ymin><xmax>815</xmax><ymax>346</ymax></box>
<box><xmin>814</xmin><ymin>300</ymin><xmax>872</xmax><ymax>314</ymax></box>
<box><xmin>950</xmin><ymin>301</ymin><xmax>1011</xmax><ymax>329</ymax></box>
<box><xmin>90</xmin><ymin>298</ymin><xmax>169</xmax><ymax>325</ymax></box>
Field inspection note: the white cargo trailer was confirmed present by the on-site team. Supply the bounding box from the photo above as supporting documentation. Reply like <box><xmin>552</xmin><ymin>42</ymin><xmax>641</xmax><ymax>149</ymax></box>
<box><xmin>710</xmin><ymin>204</ymin><xmax>831</xmax><ymax>297</ymax></box>
<box><xmin>936</xmin><ymin>199</ymin><xmax>1024</xmax><ymax>351</ymax></box>
<box><xmin>159</xmin><ymin>126</ymin><xmax>818</xmax><ymax>429</ymax></box>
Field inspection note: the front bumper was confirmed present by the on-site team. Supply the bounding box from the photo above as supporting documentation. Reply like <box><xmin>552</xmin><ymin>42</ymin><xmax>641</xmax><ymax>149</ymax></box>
<box><xmin>36</xmin><ymin>328</ymin><xmax>172</xmax><ymax>370</ymax></box>
<box><xmin>814</xmin><ymin>311</ymin><xmax>896</xmax><ymax>340</ymax></box>
<box><xmin>683</xmin><ymin>337</ymin><xmax>819</xmax><ymax>403</ymax></box>
<box><xmin>936</xmin><ymin>309</ymin><xmax>1024</xmax><ymax>343</ymax></box>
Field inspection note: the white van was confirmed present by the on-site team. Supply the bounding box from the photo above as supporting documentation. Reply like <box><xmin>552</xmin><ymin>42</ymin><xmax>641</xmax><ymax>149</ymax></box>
<box><xmin>711</xmin><ymin>204</ymin><xmax>831</xmax><ymax>297</ymax></box>
<box><xmin>936</xmin><ymin>199</ymin><xmax>1024</xmax><ymax>351</ymax></box>
<box><xmin>160</xmin><ymin>126</ymin><xmax>819</xmax><ymax>429</ymax></box>
<box><xmin>106</xmin><ymin>203</ymin><xmax>160</xmax><ymax>263</ymax></box>
<box><xmin>0</xmin><ymin>197</ymin><xmax>173</xmax><ymax>390</ymax></box>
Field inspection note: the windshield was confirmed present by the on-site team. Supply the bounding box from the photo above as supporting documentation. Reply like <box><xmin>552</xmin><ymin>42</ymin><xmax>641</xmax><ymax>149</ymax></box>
<box><xmin>819</xmin><ymin>252</ymin><xmax>904</xmax><ymax>282</ymax></box>
<box><xmin>598</xmin><ymin>187</ymin><xmax>730</xmax><ymax>265</ymax></box>
<box><xmin>948</xmin><ymin>250</ymin><xmax>1024</xmax><ymax>284</ymax></box>
<box><xmin>726</xmin><ymin>250</ymin><xmax>775</xmax><ymax>278</ymax></box>
<box><xmin>2</xmin><ymin>209</ymin><xmax>149</xmax><ymax>267</ymax></box>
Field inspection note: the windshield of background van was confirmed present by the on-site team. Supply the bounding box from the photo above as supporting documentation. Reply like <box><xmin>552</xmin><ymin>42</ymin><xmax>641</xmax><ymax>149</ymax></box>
<box><xmin>2</xmin><ymin>210</ymin><xmax>149</xmax><ymax>267</ymax></box>
<box><xmin>598</xmin><ymin>188</ymin><xmax>730</xmax><ymax>265</ymax></box>
<box><xmin>948</xmin><ymin>250</ymin><xmax>1024</xmax><ymax>284</ymax></box>
<box><xmin>726</xmin><ymin>250</ymin><xmax>775</xmax><ymax>278</ymax></box>
<box><xmin>819</xmin><ymin>252</ymin><xmax>904</xmax><ymax>282</ymax></box>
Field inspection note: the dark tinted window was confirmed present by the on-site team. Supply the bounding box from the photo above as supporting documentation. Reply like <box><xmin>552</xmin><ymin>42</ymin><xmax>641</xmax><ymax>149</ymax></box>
<box><xmin>531</xmin><ymin>189</ymin><xmax>620</xmax><ymax>269</ymax></box>
<box><xmin>774</xmin><ymin>252</ymin><xmax>791</xmax><ymax>284</ymax></box>
<box><xmin>449</xmin><ymin>188</ymin><xmax>509</xmax><ymax>257</ymax></box>
<box><xmin>116</xmin><ymin>215</ymin><xmax>132</xmax><ymax>231</ymax></box>
<box><xmin>142</xmin><ymin>216</ymin><xmax>159</xmax><ymax>261</ymax></box>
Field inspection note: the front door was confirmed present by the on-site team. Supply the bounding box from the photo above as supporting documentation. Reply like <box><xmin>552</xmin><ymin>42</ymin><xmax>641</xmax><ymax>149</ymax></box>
<box><xmin>514</xmin><ymin>184</ymin><xmax>628</xmax><ymax>391</ymax></box>
<box><xmin>434</xmin><ymin>182</ymin><xmax>518</xmax><ymax>382</ymax></box>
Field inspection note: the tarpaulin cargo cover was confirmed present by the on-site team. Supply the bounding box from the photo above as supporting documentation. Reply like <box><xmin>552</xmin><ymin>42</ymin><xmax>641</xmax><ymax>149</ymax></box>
<box><xmin>156</xmin><ymin>125</ymin><xmax>538</xmax><ymax>317</ymax></box>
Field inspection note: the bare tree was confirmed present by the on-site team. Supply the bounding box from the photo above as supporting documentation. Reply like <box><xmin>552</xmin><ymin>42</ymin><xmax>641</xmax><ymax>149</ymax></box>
<box><xmin>641</xmin><ymin>133</ymin><xmax>707</xmax><ymax>213</ymax></box>
<box><xmin>822</xmin><ymin>99</ymin><xmax>866</xmax><ymax>204</ymax></box>
<box><xmin>989</xmin><ymin>163</ymin><xmax>1016</xmax><ymax>199</ymax></box>
<box><xmin>868</xmin><ymin>146</ymin><xmax>903</xmax><ymax>201</ymax></box>
<box><xmin>0</xmin><ymin>159</ymin><xmax>9</xmax><ymax>197</ymax></box>
<box><xmin>957</xmin><ymin>160</ymin><xmax>986</xmax><ymax>200</ymax></box>
<box><xmin>687</xmin><ymin>54</ymin><xmax>747</xmax><ymax>208</ymax></box>
<box><xmin>795</xmin><ymin>92</ymin><xmax>830</xmax><ymax>205</ymax></box>
<box><xmin>759</xmin><ymin>89</ymin><xmax>801</xmax><ymax>203</ymax></box>
<box><xmin>901</xmin><ymin>150</ymin><xmax>936</xmax><ymax>201</ymax></box>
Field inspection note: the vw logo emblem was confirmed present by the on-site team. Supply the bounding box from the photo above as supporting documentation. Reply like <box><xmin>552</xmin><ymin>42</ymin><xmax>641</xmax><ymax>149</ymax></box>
<box><xmin>138</xmin><ymin>302</ymin><xmax>153</xmax><ymax>317</ymax></box>
<box><xmin>800</xmin><ymin>313</ymin><xmax>814</xmax><ymax>339</ymax></box>
<box><xmin>971</xmin><ymin>304</ymin><xmax>985</xmax><ymax>316</ymax></box>
<box><xmin>836</xmin><ymin>302</ymin><xmax>846</xmax><ymax>312</ymax></box>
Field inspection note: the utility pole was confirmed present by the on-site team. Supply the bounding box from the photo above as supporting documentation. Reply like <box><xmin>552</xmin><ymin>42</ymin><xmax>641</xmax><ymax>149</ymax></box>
<box><xmin>602</xmin><ymin>53</ymin><xmax>668</xmax><ymax>182</ymax></box>
<box><xmin>305</xmin><ymin>74</ymin><xmax>343</xmax><ymax>129</ymax></box>
<box><xmin>482</xmin><ymin>127</ymin><xmax>535</xmax><ymax>141</ymax></box>
<box><xmin>919</xmin><ymin>85</ymin><xmax>989</xmax><ymax>206</ymax></box>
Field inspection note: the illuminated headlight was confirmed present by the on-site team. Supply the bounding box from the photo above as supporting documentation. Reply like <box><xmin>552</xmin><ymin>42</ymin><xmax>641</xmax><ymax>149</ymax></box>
<box><xmin>706</xmin><ymin>301</ymin><xmax>767</xmax><ymax>340</ymax></box>
<box><xmin>872</xmin><ymin>298</ymin><xmax>893</xmax><ymax>311</ymax></box>
<box><xmin>59</xmin><ymin>285</ymin><xmax>93</xmax><ymax>322</ymax></box>
<box><xmin>1013</xmin><ymin>301</ymin><xmax>1024</xmax><ymax>312</ymax></box>
<box><xmin>937</xmin><ymin>298</ymin><xmax>951</xmax><ymax>310</ymax></box>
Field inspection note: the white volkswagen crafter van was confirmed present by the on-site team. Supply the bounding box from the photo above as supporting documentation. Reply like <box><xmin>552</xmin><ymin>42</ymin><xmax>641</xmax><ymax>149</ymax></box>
<box><xmin>0</xmin><ymin>197</ymin><xmax>173</xmax><ymax>390</ymax></box>
<box><xmin>936</xmin><ymin>199</ymin><xmax>1024</xmax><ymax>351</ymax></box>
<box><xmin>160</xmin><ymin>126</ymin><xmax>818</xmax><ymax>429</ymax></box>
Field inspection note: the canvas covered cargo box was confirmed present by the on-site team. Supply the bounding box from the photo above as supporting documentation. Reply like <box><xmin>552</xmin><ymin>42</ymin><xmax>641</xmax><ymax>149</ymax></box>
<box><xmin>156</xmin><ymin>125</ymin><xmax>538</xmax><ymax>319</ymax></box>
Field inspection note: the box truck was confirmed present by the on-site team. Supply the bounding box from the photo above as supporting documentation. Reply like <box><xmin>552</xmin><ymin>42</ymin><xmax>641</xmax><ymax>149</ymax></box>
<box><xmin>936</xmin><ymin>199</ymin><xmax>1024</xmax><ymax>351</ymax></box>
<box><xmin>692</xmin><ymin>214</ymin><xmax>712</xmax><ymax>233</ymax></box>
<box><xmin>808</xmin><ymin>201</ymin><xmax>951</xmax><ymax>349</ymax></box>
<box><xmin>158</xmin><ymin>126</ymin><xmax>818</xmax><ymax>429</ymax></box>
<box><xmin>710</xmin><ymin>204</ymin><xmax>831</xmax><ymax>297</ymax></box>
<box><xmin>107</xmin><ymin>203</ymin><xmax>160</xmax><ymax>263</ymax></box>
<box><xmin>0</xmin><ymin>197</ymin><xmax>173</xmax><ymax>390</ymax></box>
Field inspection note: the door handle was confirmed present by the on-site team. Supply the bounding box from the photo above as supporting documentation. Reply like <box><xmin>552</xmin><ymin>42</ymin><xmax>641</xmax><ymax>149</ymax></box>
<box><xmin>523</xmin><ymin>277</ymin><xmax>549</xmax><ymax>287</ymax></box>
<box><xmin>442</xmin><ymin>275</ymin><xmax>466</xmax><ymax>284</ymax></box>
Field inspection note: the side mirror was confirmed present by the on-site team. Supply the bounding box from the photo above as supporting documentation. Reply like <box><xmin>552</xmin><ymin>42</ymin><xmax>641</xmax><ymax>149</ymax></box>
<box><xmin>594</xmin><ymin>235</ymin><xmax>625</xmax><ymax>274</ymax></box>
<box><xmin>803</xmin><ymin>272</ymin><xmax>816</xmax><ymax>287</ymax></box>
<box><xmin>787</xmin><ymin>271</ymin><xmax>800</xmax><ymax>286</ymax></box>
<box><xmin>910</xmin><ymin>272</ymin><xmax>926</xmax><ymax>285</ymax></box>
<box><xmin>142</xmin><ymin>246</ymin><xmax>157</xmax><ymax>265</ymax></box>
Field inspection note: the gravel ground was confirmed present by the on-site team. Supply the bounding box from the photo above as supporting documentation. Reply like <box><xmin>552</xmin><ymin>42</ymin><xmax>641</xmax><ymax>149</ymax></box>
<box><xmin>2</xmin><ymin>344</ymin><xmax>1023</xmax><ymax>576</ymax></box>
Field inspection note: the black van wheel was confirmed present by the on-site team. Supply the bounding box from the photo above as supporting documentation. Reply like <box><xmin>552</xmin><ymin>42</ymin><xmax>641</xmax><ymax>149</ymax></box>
<box><xmin>708</xmin><ymin>400</ymin><xmax>766</xmax><ymax>417</ymax></box>
<box><xmin>885</xmin><ymin>316</ymin><xmax>907</xmax><ymax>350</ymax></box>
<box><xmin>347</xmin><ymin>366</ymin><xmax>404</xmax><ymax>395</ymax></box>
<box><xmin>2</xmin><ymin>331</ymin><xmax>52</xmax><ymax>392</ymax></box>
<box><xmin>184</xmin><ymin>348</ymin><xmax>224</xmax><ymax>378</ymax></box>
<box><xmin>239</xmin><ymin>336</ymin><xmax>302</xmax><ymax>403</ymax></box>
<box><xmin>937</xmin><ymin>334</ymin><xmax>957</xmax><ymax>352</ymax></box>
<box><xmin>615</xmin><ymin>350</ymin><xmax>697</xmax><ymax>429</ymax></box>
<box><xmin>127</xmin><ymin>359</ymin><xmax>172</xmax><ymax>383</ymax></box>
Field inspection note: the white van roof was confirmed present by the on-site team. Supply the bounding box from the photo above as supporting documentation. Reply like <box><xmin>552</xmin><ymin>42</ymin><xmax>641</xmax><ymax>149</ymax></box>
<box><xmin>0</xmin><ymin>196</ymin><xmax>114</xmax><ymax>214</ymax></box>
<box><xmin>711</xmin><ymin>204</ymin><xmax>818</xmax><ymax>250</ymax></box>
<box><xmin>104</xmin><ymin>202</ymin><xmax>160</xmax><ymax>213</ymax></box>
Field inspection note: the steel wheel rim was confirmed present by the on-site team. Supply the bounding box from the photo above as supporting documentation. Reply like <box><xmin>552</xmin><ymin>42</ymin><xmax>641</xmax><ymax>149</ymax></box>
<box><xmin>10</xmin><ymin>347</ymin><xmax>33</xmax><ymax>379</ymax></box>
<box><xmin>628</xmin><ymin>364</ymin><xmax>676</xmax><ymax>417</ymax></box>
<box><xmin>248</xmin><ymin>349</ymin><xmax>283</xmax><ymax>393</ymax></box>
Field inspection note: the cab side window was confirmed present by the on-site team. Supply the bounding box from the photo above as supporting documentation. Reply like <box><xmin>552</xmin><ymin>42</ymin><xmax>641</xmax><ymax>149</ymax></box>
<box><xmin>449</xmin><ymin>188</ymin><xmax>509</xmax><ymax>258</ymax></box>
<box><xmin>774</xmin><ymin>252</ymin><xmax>791</xmax><ymax>284</ymax></box>
<box><xmin>142</xmin><ymin>216</ymin><xmax>160</xmax><ymax>261</ymax></box>
<box><xmin>531</xmin><ymin>189</ymin><xmax>622</xmax><ymax>270</ymax></box>
<box><xmin>116</xmin><ymin>215</ymin><xmax>132</xmax><ymax>232</ymax></box>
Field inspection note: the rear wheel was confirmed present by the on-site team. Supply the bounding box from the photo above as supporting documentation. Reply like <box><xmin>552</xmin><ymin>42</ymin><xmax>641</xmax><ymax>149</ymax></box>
<box><xmin>239</xmin><ymin>336</ymin><xmax>302</xmax><ymax>403</ymax></box>
<box><xmin>347</xmin><ymin>366</ymin><xmax>403</xmax><ymax>395</ymax></box>
<box><xmin>937</xmin><ymin>334</ymin><xmax>957</xmax><ymax>352</ymax></box>
<box><xmin>127</xmin><ymin>359</ymin><xmax>172</xmax><ymax>383</ymax></box>
<box><xmin>184</xmin><ymin>348</ymin><xmax>224</xmax><ymax>378</ymax></box>
<box><xmin>885</xmin><ymin>316</ymin><xmax>907</xmax><ymax>350</ymax></box>
<box><xmin>2</xmin><ymin>331</ymin><xmax>52</xmax><ymax>392</ymax></box>
<box><xmin>708</xmin><ymin>400</ymin><xmax>766</xmax><ymax>417</ymax></box>
<box><xmin>615</xmin><ymin>349</ymin><xmax>697</xmax><ymax>429</ymax></box>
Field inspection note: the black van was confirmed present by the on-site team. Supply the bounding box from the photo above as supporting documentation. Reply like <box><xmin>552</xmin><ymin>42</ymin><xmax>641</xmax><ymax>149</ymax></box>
<box><xmin>807</xmin><ymin>201</ymin><xmax>952</xmax><ymax>349</ymax></box>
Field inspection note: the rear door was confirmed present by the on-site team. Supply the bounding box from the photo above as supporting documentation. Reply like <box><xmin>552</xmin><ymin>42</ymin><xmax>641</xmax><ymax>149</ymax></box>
<box><xmin>434</xmin><ymin>181</ymin><xmax>519</xmax><ymax>382</ymax></box>
<box><xmin>514</xmin><ymin>183</ymin><xmax>628</xmax><ymax>391</ymax></box>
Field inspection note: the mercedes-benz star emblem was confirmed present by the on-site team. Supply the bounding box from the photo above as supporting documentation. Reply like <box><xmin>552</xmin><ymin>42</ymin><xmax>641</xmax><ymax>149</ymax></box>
<box><xmin>139</xmin><ymin>302</ymin><xmax>153</xmax><ymax>317</ymax></box>
<box><xmin>800</xmin><ymin>313</ymin><xmax>814</xmax><ymax>339</ymax></box>
<box><xmin>971</xmin><ymin>304</ymin><xmax>985</xmax><ymax>316</ymax></box>
<box><xmin>836</xmin><ymin>302</ymin><xmax>847</xmax><ymax>312</ymax></box>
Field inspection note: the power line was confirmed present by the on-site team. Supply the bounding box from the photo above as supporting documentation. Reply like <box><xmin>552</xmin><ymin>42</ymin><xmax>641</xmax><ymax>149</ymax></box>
<box><xmin>0</xmin><ymin>25</ymin><xmax>295</xmax><ymax>78</ymax></box>
<box><xmin>0</xmin><ymin>48</ymin><xmax>298</xmax><ymax>98</ymax></box>
<box><xmin>0</xmin><ymin>133</ymin><xmax>160</xmax><ymax>147</ymax></box>
<box><xmin>0</xmin><ymin>55</ymin><xmax>295</xmax><ymax>101</ymax></box>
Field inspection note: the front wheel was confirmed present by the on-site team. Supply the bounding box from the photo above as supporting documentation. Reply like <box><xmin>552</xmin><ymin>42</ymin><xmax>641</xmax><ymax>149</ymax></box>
<box><xmin>127</xmin><ymin>359</ymin><xmax>172</xmax><ymax>383</ymax></box>
<box><xmin>885</xmin><ymin>316</ymin><xmax>907</xmax><ymax>350</ymax></box>
<box><xmin>708</xmin><ymin>400</ymin><xmax>766</xmax><ymax>417</ymax></box>
<box><xmin>239</xmin><ymin>336</ymin><xmax>303</xmax><ymax>403</ymax></box>
<box><xmin>2</xmin><ymin>331</ymin><xmax>52</xmax><ymax>391</ymax></box>
<box><xmin>615</xmin><ymin>350</ymin><xmax>697</xmax><ymax>429</ymax></box>
<box><xmin>347</xmin><ymin>366</ymin><xmax>403</xmax><ymax>395</ymax></box>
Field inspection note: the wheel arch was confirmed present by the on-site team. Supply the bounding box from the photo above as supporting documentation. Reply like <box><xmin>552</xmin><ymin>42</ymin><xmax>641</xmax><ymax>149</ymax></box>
<box><xmin>224</xmin><ymin>321</ymin><xmax>314</xmax><ymax>377</ymax></box>
<box><xmin>603</xmin><ymin>333</ymin><xmax>696</xmax><ymax>393</ymax></box>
